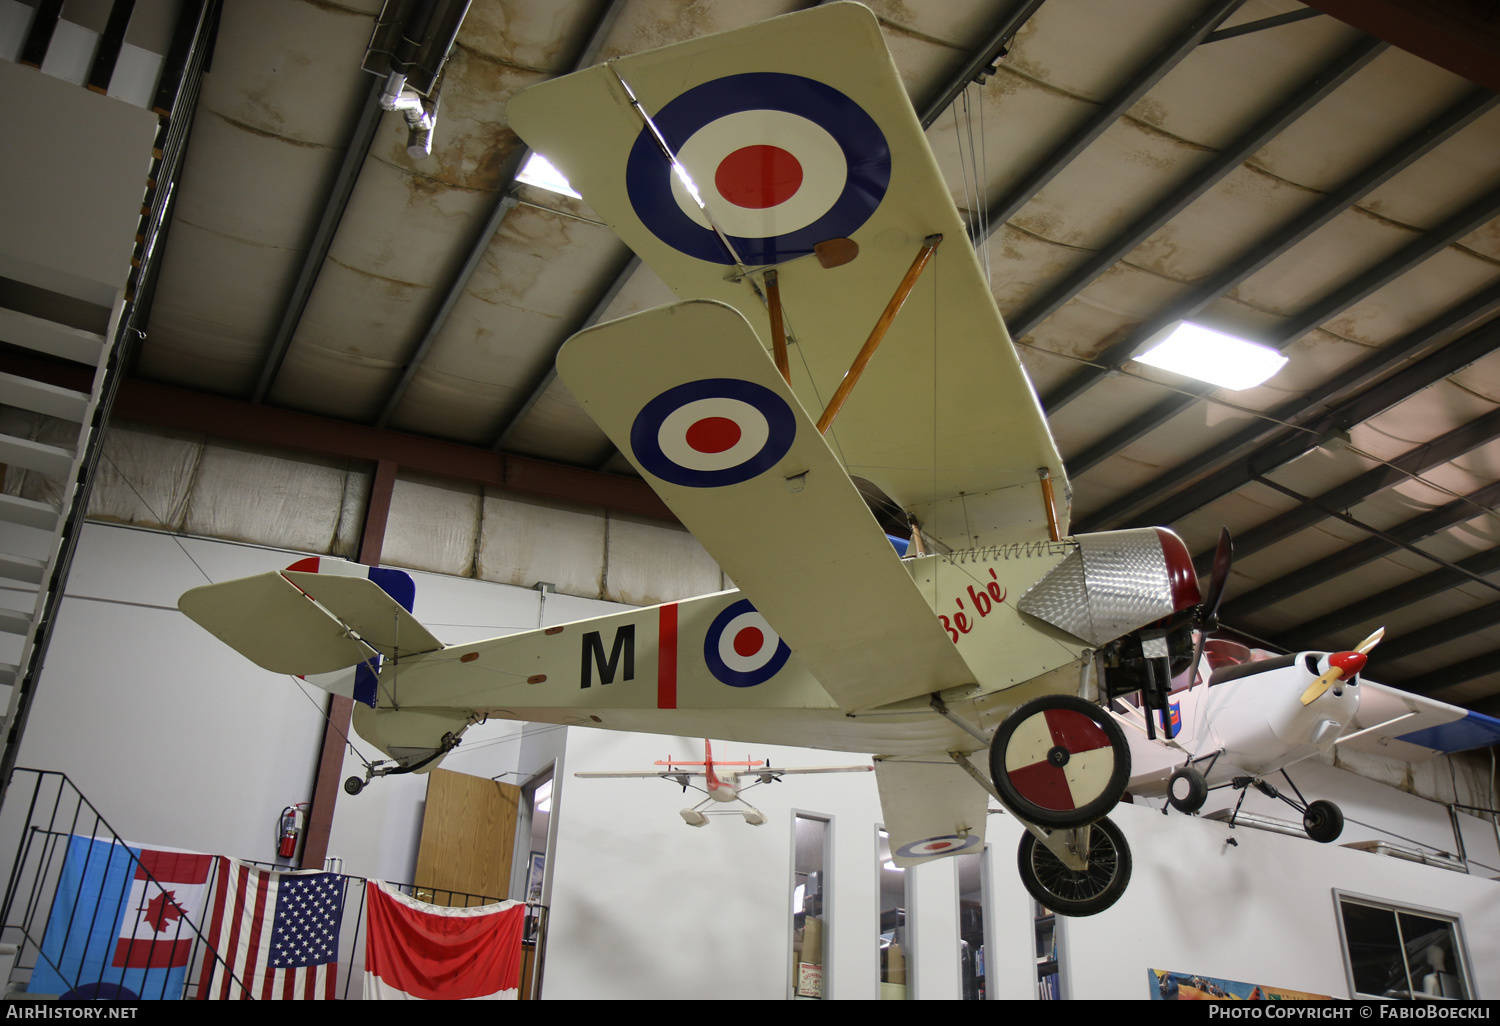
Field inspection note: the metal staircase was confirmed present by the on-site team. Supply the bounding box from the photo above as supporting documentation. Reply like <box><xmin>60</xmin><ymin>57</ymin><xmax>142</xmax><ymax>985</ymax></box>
<box><xmin>0</xmin><ymin>0</ymin><xmax>220</xmax><ymax>796</ymax></box>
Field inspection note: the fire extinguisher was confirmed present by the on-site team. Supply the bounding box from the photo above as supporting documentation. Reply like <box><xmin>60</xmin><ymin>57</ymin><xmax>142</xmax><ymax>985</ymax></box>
<box><xmin>278</xmin><ymin>803</ymin><xmax>309</xmax><ymax>859</ymax></box>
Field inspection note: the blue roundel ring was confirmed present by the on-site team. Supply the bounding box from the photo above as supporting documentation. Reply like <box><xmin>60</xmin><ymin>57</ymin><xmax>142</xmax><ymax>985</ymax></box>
<box><xmin>896</xmin><ymin>834</ymin><xmax>982</xmax><ymax>859</ymax></box>
<box><xmin>625</xmin><ymin>72</ymin><xmax>891</xmax><ymax>265</ymax></box>
<box><xmin>704</xmin><ymin>599</ymin><xmax>791</xmax><ymax>688</ymax></box>
<box><xmin>630</xmin><ymin>378</ymin><xmax>797</xmax><ymax>488</ymax></box>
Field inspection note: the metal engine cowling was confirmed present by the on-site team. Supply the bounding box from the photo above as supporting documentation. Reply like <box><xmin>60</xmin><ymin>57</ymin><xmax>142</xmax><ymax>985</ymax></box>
<box><xmin>1016</xmin><ymin>528</ymin><xmax>1200</xmax><ymax>646</ymax></box>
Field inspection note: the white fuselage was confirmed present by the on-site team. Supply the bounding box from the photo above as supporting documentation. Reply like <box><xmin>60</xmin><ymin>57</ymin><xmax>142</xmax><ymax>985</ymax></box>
<box><xmin>1172</xmin><ymin>654</ymin><xmax>1361</xmax><ymax>781</ymax></box>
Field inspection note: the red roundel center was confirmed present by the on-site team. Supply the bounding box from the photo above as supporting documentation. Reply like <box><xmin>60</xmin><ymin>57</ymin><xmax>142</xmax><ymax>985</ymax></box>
<box><xmin>716</xmin><ymin>145</ymin><xmax>803</xmax><ymax>209</ymax></box>
<box><xmin>733</xmin><ymin>627</ymin><xmax>764</xmax><ymax>657</ymax></box>
<box><xmin>928</xmin><ymin>840</ymin><xmax>953</xmax><ymax>851</ymax></box>
<box><xmin>685</xmin><ymin>416</ymin><xmax>742</xmax><ymax>454</ymax></box>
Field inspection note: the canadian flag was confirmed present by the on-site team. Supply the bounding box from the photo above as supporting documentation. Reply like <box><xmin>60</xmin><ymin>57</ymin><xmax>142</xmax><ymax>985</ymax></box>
<box><xmin>363</xmin><ymin>882</ymin><xmax>525</xmax><ymax>1000</ymax></box>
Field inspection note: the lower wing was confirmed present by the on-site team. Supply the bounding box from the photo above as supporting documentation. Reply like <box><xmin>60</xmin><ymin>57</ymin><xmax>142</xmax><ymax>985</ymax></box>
<box><xmin>874</xmin><ymin>756</ymin><xmax>989</xmax><ymax>868</ymax></box>
<box><xmin>556</xmin><ymin>299</ymin><xmax>975</xmax><ymax>713</ymax></box>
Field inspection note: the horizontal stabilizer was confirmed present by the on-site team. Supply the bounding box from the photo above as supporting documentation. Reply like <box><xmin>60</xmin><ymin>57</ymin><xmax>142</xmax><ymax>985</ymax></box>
<box><xmin>875</xmin><ymin>756</ymin><xmax>988</xmax><ymax>868</ymax></box>
<box><xmin>179</xmin><ymin>571</ymin><xmax>443</xmax><ymax>676</ymax></box>
<box><xmin>557</xmin><ymin>299</ymin><xmax>975</xmax><ymax>711</ymax></box>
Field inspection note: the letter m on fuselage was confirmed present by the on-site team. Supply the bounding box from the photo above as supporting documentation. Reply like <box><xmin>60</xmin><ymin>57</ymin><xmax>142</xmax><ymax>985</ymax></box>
<box><xmin>580</xmin><ymin>624</ymin><xmax>635</xmax><ymax>689</ymax></box>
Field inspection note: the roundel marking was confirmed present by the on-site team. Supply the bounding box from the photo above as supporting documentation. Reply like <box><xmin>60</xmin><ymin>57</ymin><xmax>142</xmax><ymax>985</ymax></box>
<box><xmin>896</xmin><ymin>834</ymin><xmax>981</xmax><ymax>859</ymax></box>
<box><xmin>704</xmin><ymin>599</ymin><xmax>791</xmax><ymax>688</ymax></box>
<box><xmin>626</xmin><ymin>72</ymin><xmax>891</xmax><ymax>265</ymax></box>
<box><xmin>631</xmin><ymin>379</ymin><xmax>796</xmax><ymax>488</ymax></box>
<box><xmin>1003</xmin><ymin>707</ymin><xmax>1117</xmax><ymax>814</ymax></box>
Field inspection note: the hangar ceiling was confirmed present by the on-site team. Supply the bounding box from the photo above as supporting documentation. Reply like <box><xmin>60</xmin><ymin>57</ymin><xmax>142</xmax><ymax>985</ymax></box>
<box><xmin>26</xmin><ymin>1</ymin><xmax>1500</xmax><ymax>714</ymax></box>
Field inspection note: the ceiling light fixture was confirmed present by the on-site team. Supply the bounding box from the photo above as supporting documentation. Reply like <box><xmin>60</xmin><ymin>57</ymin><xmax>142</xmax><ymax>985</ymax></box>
<box><xmin>1133</xmin><ymin>321</ymin><xmax>1288</xmax><ymax>391</ymax></box>
<box><xmin>517</xmin><ymin>153</ymin><xmax>582</xmax><ymax>199</ymax></box>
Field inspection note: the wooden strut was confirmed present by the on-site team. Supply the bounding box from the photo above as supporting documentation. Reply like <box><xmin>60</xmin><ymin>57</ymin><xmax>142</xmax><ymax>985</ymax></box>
<box><xmin>1038</xmin><ymin>467</ymin><xmax>1061</xmax><ymax>542</ymax></box>
<box><xmin>765</xmin><ymin>269</ymin><xmax>791</xmax><ymax>385</ymax></box>
<box><xmin>816</xmin><ymin>234</ymin><xmax>943</xmax><ymax>435</ymax></box>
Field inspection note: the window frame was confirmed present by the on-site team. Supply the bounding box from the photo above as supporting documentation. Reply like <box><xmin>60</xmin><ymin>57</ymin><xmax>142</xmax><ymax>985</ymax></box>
<box><xmin>1332</xmin><ymin>890</ymin><xmax>1475</xmax><ymax>1000</ymax></box>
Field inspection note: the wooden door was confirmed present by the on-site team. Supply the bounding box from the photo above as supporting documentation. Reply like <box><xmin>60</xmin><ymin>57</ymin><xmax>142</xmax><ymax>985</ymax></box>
<box><xmin>413</xmin><ymin>768</ymin><xmax>520</xmax><ymax>906</ymax></box>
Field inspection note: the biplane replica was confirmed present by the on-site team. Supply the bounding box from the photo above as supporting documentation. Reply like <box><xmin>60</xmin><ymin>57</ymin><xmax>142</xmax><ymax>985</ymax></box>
<box><xmin>180</xmin><ymin>3</ymin><xmax>1286</xmax><ymax>916</ymax></box>
<box><xmin>1121</xmin><ymin>628</ymin><xmax>1500</xmax><ymax>843</ymax></box>
<box><xmin>573</xmin><ymin>739</ymin><xmax>871</xmax><ymax>827</ymax></box>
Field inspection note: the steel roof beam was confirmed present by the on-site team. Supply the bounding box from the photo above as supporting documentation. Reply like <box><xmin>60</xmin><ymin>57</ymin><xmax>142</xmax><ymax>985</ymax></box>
<box><xmin>1004</xmin><ymin>34</ymin><xmax>1385</xmax><ymax>344</ymax></box>
<box><xmin>1212</xmin><ymin>405</ymin><xmax>1500</xmax><ymax>571</ymax></box>
<box><xmin>1042</xmin><ymin>87</ymin><xmax>1496</xmax><ymax>414</ymax></box>
<box><xmin>1273</xmin><ymin>545</ymin><xmax>1500</xmax><ymax>652</ymax></box>
<box><xmin>1398</xmin><ymin>648</ymin><xmax>1500</xmax><ymax>695</ymax></box>
<box><xmin>1068</xmin><ymin>182</ymin><xmax>1500</xmax><ymax>502</ymax></box>
<box><xmin>252</xmin><ymin>79</ymin><xmax>385</xmax><ymax>404</ymax></box>
<box><xmin>1081</xmin><ymin>281</ymin><xmax>1500</xmax><ymax>535</ymax></box>
<box><xmin>370</xmin><ymin>0</ymin><xmax>629</xmax><ymax>429</ymax></box>
<box><xmin>1220</xmin><ymin>477</ymin><xmax>1500</xmax><ymax>620</ymax></box>
<box><xmin>978</xmin><ymin>0</ymin><xmax>1246</xmax><ymax>233</ymax></box>
<box><xmin>1201</xmin><ymin>8</ymin><xmax>1325</xmax><ymax>44</ymax></box>
<box><xmin>917</xmin><ymin>0</ymin><xmax>1050</xmax><ymax>129</ymax></box>
<box><xmin>489</xmin><ymin>252</ymin><xmax>640</xmax><ymax>451</ymax></box>
<box><xmin>1368</xmin><ymin>599</ymin><xmax>1500</xmax><ymax>669</ymax></box>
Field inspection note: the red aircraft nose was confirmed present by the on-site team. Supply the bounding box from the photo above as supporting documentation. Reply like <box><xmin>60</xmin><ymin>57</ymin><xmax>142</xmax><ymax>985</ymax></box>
<box><xmin>1329</xmin><ymin>651</ymin><xmax>1366</xmax><ymax>679</ymax></box>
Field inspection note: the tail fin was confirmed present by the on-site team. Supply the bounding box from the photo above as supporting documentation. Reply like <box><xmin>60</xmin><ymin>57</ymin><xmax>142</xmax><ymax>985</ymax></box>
<box><xmin>178</xmin><ymin>561</ymin><xmax>443</xmax><ymax>684</ymax></box>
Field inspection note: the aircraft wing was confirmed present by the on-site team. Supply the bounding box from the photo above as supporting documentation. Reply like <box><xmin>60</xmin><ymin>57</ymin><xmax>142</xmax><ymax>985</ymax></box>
<box><xmin>507</xmin><ymin>1</ymin><xmax>1066</xmax><ymax>550</ymax></box>
<box><xmin>573</xmin><ymin>771</ymin><xmax>703</xmax><ymax>779</ymax></box>
<box><xmin>875</xmin><ymin>757</ymin><xmax>989</xmax><ymax>868</ymax></box>
<box><xmin>1337</xmin><ymin>680</ymin><xmax>1500</xmax><ymax>763</ymax></box>
<box><xmin>755</xmin><ymin>765</ymin><xmax>874</xmax><ymax>776</ymax></box>
<box><xmin>557</xmin><ymin>299</ymin><xmax>976</xmax><ymax>713</ymax></box>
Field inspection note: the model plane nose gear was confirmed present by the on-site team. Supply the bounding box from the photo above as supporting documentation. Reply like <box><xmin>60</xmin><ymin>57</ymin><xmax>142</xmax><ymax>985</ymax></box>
<box><xmin>989</xmin><ymin>694</ymin><xmax>1131</xmax><ymax>828</ymax></box>
<box><xmin>1225</xmin><ymin>771</ymin><xmax>1344</xmax><ymax>844</ymax></box>
<box><xmin>1017</xmin><ymin>816</ymin><xmax>1132</xmax><ymax>917</ymax></box>
<box><xmin>342</xmin><ymin>731</ymin><xmax>463</xmax><ymax>796</ymax></box>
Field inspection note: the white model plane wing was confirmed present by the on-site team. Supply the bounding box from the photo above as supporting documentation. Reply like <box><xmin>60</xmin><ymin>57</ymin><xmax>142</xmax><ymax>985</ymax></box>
<box><xmin>557</xmin><ymin>299</ymin><xmax>975</xmax><ymax>713</ymax></box>
<box><xmin>874</xmin><ymin>757</ymin><xmax>989</xmax><ymax>868</ymax></box>
<box><xmin>507</xmin><ymin>1</ymin><xmax>1065</xmax><ymax>550</ymax></box>
<box><xmin>1335</xmin><ymin>679</ymin><xmax>1500</xmax><ymax>763</ymax></box>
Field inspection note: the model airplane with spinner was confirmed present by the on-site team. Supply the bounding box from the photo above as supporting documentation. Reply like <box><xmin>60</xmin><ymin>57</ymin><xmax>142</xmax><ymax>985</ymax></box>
<box><xmin>573</xmin><ymin>738</ymin><xmax>872</xmax><ymax>827</ymax></box>
<box><xmin>177</xmin><ymin>3</ymin><xmax>1295</xmax><ymax>916</ymax></box>
<box><xmin>1120</xmin><ymin>627</ymin><xmax>1500</xmax><ymax>843</ymax></box>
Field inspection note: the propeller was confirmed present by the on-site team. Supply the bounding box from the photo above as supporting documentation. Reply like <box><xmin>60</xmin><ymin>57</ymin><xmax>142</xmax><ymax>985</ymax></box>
<box><xmin>1184</xmin><ymin>528</ymin><xmax>1234</xmax><ymax>694</ymax></box>
<box><xmin>1299</xmin><ymin>627</ymin><xmax>1385</xmax><ymax>706</ymax></box>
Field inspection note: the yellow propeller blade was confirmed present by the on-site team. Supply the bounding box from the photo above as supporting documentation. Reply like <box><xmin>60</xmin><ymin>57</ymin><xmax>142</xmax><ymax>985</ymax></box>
<box><xmin>1300</xmin><ymin>627</ymin><xmax>1385</xmax><ymax>706</ymax></box>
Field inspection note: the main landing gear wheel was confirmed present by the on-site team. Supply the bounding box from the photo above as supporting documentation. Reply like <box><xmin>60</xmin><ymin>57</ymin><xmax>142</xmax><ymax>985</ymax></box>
<box><xmin>1303</xmin><ymin>799</ymin><xmax>1344</xmax><ymax>843</ymax></box>
<box><xmin>1167</xmin><ymin>767</ymin><xmax>1208</xmax><ymax>813</ymax></box>
<box><xmin>1018</xmin><ymin>816</ymin><xmax>1132</xmax><ymax>918</ymax></box>
<box><xmin>989</xmin><ymin>694</ymin><xmax>1131</xmax><ymax>828</ymax></box>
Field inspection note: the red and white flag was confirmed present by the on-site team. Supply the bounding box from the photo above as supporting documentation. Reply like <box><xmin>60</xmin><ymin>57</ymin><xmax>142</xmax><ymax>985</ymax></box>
<box><xmin>196</xmin><ymin>858</ymin><xmax>346</xmax><ymax>1000</ymax></box>
<box><xmin>363</xmin><ymin>882</ymin><xmax>525</xmax><ymax>1000</ymax></box>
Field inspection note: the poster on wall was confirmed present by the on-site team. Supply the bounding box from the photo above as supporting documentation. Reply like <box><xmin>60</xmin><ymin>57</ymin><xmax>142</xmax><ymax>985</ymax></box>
<box><xmin>1149</xmin><ymin>968</ymin><xmax>1331</xmax><ymax>1001</ymax></box>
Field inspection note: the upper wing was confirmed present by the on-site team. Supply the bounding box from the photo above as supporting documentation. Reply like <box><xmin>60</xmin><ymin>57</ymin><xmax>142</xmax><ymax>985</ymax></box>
<box><xmin>506</xmin><ymin>1</ymin><xmax>1065</xmax><ymax>549</ymax></box>
<box><xmin>874</xmin><ymin>756</ymin><xmax>989</xmax><ymax>869</ymax></box>
<box><xmin>1337</xmin><ymin>680</ymin><xmax>1500</xmax><ymax>762</ymax></box>
<box><xmin>557</xmin><ymin>299</ymin><xmax>975</xmax><ymax>712</ymax></box>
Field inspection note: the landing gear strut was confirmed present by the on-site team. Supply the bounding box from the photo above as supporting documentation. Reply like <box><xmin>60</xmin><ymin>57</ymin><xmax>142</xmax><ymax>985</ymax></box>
<box><xmin>1227</xmin><ymin>771</ymin><xmax>1344</xmax><ymax>844</ymax></box>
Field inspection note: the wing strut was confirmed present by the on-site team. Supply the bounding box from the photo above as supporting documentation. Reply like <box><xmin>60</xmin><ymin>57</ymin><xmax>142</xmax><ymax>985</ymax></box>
<box><xmin>815</xmin><ymin>233</ymin><xmax>943</xmax><ymax>434</ymax></box>
<box><xmin>765</xmin><ymin>269</ymin><xmax>791</xmax><ymax>385</ymax></box>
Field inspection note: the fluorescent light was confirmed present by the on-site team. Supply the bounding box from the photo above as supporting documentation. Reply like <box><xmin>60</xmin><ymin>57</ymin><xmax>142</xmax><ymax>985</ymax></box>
<box><xmin>883</xmin><ymin>860</ymin><xmax>904</xmax><ymax>872</ymax></box>
<box><xmin>1134</xmin><ymin>322</ymin><xmax>1288</xmax><ymax>390</ymax></box>
<box><xmin>517</xmin><ymin>152</ymin><xmax>581</xmax><ymax>199</ymax></box>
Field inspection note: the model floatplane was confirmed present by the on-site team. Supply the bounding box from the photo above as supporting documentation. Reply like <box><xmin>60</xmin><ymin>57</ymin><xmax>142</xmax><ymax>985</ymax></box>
<box><xmin>574</xmin><ymin>739</ymin><xmax>872</xmax><ymax>827</ymax></box>
<box><xmin>176</xmin><ymin>4</ymin><xmax>1451</xmax><ymax>916</ymax></box>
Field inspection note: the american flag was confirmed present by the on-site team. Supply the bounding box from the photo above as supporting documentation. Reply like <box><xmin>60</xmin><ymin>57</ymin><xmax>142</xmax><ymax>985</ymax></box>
<box><xmin>197</xmin><ymin>858</ymin><xmax>346</xmax><ymax>1000</ymax></box>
